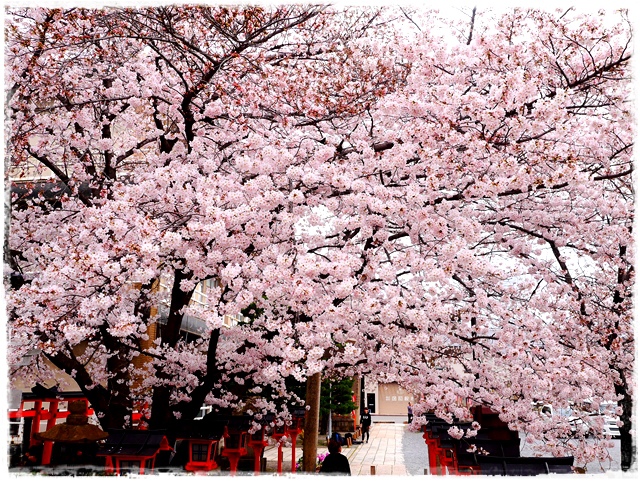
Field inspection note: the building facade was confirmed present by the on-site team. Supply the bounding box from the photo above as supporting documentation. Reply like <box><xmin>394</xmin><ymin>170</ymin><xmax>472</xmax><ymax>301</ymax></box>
<box><xmin>363</xmin><ymin>381</ymin><xmax>414</xmax><ymax>416</ymax></box>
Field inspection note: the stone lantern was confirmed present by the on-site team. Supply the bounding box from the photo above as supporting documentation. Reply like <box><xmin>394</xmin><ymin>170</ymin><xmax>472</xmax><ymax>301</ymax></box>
<box><xmin>33</xmin><ymin>399</ymin><xmax>108</xmax><ymax>467</ymax></box>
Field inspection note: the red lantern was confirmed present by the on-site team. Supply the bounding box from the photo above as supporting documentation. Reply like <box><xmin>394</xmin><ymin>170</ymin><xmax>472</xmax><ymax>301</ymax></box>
<box><xmin>221</xmin><ymin>422</ymin><xmax>249</xmax><ymax>475</ymax></box>
<box><xmin>247</xmin><ymin>426</ymin><xmax>268</xmax><ymax>473</ymax></box>
<box><xmin>184</xmin><ymin>438</ymin><xmax>220</xmax><ymax>472</ymax></box>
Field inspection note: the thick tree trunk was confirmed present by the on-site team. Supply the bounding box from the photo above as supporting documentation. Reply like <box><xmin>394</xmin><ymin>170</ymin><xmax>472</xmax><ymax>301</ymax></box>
<box><xmin>42</xmin><ymin>325</ymin><xmax>134</xmax><ymax>431</ymax></box>
<box><xmin>303</xmin><ymin>372</ymin><xmax>322</xmax><ymax>472</ymax></box>
<box><xmin>612</xmin><ymin>253</ymin><xmax>633</xmax><ymax>472</ymax></box>
<box><xmin>167</xmin><ymin>328</ymin><xmax>222</xmax><ymax>431</ymax></box>
<box><xmin>615</xmin><ymin>383</ymin><xmax>634</xmax><ymax>471</ymax></box>
<box><xmin>101</xmin><ymin>332</ymin><xmax>135</xmax><ymax>429</ymax></box>
<box><xmin>148</xmin><ymin>268</ymin><xmax>194</xmax><ymax>430</ymax></box>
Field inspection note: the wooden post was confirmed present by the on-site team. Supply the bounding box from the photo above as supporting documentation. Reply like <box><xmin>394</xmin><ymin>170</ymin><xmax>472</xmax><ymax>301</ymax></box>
<box><xmin>41</xmin><ymin>400</ymin><xmax>58</xmax><ymax>465</ymax></box>
<box><xmin>370</xmin><ymin>465</ymin><xmax>376</xmax><ymax>475</ymax></box>
<box><xmin>302</xmin><ymin>372</ymin><xmax>321</xmax><ymax>472</ymax></box>
<box><xmin>277</xmin><ymin>443</ymin><xmax>283</xmax><ymax>474</ymax></box>
<box><xmin>225</xmin><ymin>450</ymin><xmax>242</xmax><ymax>475</ymax></box>
<box><xmin>31</xmin><ymin>400</ymin><xmax>43</xmax><ymax>447</ymax></box>
<box><xmin>290</xmin><ymin>431</ymin><xmax>300</xmax><ymax>473</ymax></box>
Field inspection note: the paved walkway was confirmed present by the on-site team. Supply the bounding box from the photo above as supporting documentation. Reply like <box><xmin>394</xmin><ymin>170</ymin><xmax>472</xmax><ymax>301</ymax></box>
<box><xmin>346</xmin><ymin>423</ymin><xmax>407</xmax><ymax>476</ymax></box>
<box><xmin>257</xmin><ymin>414</ymin><xmax>624</xmax><ymax>476</ymax></box>
<box><xmin>263</xmin><ymin>422</ymin><xmax>409</xmax><ymax>476</ymax></box>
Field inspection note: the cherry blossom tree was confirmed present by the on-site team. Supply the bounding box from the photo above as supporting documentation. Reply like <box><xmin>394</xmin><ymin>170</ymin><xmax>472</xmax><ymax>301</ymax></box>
<box><xmin>324</xmin><ymin>7</ymin><xmax>634</xmax><ymax>471</ymax></box>
<box><xmin>6</xmin><ymin>5</ymin><xmax>633</xmax><ymax>472</ymax></box>
<box><xmin>5</xmin><ymin>4</ymin><xmax>403</xmax><ymax>432</ymax></box>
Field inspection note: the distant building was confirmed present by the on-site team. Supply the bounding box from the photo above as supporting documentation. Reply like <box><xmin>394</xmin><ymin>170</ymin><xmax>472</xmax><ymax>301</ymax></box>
<box><xmin>362</xmin><ymin>381</ymin><xmax>414</xmax><ymax>415</ymax></box>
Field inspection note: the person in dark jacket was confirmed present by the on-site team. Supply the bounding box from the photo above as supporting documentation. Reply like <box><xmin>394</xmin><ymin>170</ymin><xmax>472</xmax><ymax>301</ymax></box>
<box><xmin>359</xmin><ymin>408</ymin><xmax>372</xmax><ymax>443</ymax></box>
<box><xmin>319</xmin><ymin>440</ymin><xmax>351</xmax><ymax>475</ymax></box>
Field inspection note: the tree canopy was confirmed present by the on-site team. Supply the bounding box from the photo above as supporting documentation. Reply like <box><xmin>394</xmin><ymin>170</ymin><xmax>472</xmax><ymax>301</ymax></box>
<box><xmin>5</xmin><ymin>5</ymin><xmax>633</xmax><ymax>470</ymax></box>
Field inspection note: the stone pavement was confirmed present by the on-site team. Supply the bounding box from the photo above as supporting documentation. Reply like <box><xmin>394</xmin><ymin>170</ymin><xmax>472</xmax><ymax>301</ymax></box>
<box><xmin>262</xmin><ymin>422</ymin><xmax>408</xmax><ymax>476</ymax></box>
<box><xmin>346</xmin><ymin>422</ymin><xmax>407</xmax><ymax>476</ymax></box>
<box><xmin>250</xmin><ymin>416</ymin><xmax>624</xmax><ymax>476</ymax></box>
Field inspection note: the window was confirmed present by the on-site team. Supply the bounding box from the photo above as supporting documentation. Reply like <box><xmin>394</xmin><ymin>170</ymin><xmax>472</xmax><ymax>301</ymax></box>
<box><xmin>224</xmin><ymin>313</ymin><xmax>245</xmax><ymax>326</ymax></box>
<box><xmin>192</xmin><ymin>443</ymin><xmax>209</xmax><ymax>462</ymax></box>
<box><xmin>192</xmin><ymin>282</ymin><xmax>208</xmax><ymax>306</ymax></box>
<box><xmin>9</xmin><ymin>421</ymin><xmax>21</xmax><ymax>437</ymax></box>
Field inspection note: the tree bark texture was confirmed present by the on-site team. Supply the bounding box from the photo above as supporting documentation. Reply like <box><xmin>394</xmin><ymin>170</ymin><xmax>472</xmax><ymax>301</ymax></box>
<box><xmin>302</xmin><ymin>372</ymin><xmax>322</xmax><ymax>472</ymax></box>
<box><xmin>616</xmin><ymin>383</ymin><xmax>635</xmax><ymax>471</ymax></box>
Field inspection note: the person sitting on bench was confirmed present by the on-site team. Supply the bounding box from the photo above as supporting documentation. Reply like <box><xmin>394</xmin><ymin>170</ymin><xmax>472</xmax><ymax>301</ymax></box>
<box><xmin>331</xmin><ymin>432</ymin><xmax>345</xmax><ymax>446</ymax></box>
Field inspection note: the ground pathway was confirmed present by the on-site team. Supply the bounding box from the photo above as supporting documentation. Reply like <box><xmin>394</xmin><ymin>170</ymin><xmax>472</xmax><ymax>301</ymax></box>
<box><xmin>345</xmin><ymin>422</ymin><xmax>408</xmax><ymax>476</ymax></box>
<box><xmin>263</xmin><ymin>415</ymin><xmax>425</xmax><ymax>476</ymax></box>
<box><xmin>262</xmin><ymin>414</ymin><xmax>622</xmax><ymax>476</ymax></box>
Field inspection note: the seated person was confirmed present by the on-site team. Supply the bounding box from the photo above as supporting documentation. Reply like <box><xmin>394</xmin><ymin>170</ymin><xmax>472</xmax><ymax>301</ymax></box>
<box><xmin>344</xmin><ymin>432</ymin><xmax>353</xmax><ymax>446</ymax></box>
<box><xmin>319</xmin><ymin>440</ymin><xmax>351</xmax><ymax>475</ymax></box>
<box><xmin>331</xmin><ymin>432</ymin><xmax>345</xmax><ymax>445</ymax></box>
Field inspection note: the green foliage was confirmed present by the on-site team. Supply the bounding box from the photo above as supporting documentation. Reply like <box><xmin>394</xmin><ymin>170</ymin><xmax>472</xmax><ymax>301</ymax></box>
<box><xmin>281</xmin><ymin>375</ymin><xmax>356</xmax><ymax>418</ymax></box>
<box><xmin>320</xmin><ymin>378</ymin><xmax>357</xmax><ymax>417</ymax></box>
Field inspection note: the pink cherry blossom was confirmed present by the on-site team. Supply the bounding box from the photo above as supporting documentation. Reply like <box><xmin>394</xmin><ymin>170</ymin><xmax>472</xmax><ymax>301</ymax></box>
<box><xmin>5</xmin><ymin>5</ymin><xmax>633</xmax><ymax>471</ymax></box>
